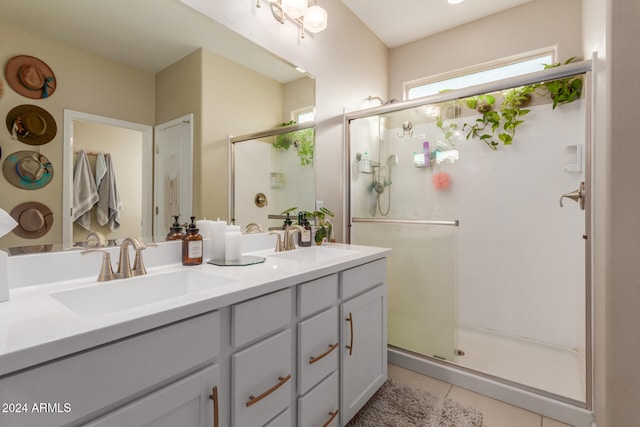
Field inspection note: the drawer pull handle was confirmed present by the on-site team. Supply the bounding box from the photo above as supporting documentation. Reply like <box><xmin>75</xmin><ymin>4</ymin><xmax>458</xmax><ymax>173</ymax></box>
<box><xmin>246</xmin><ymin>374</ymin><xmax>291</xmax><ymax>407</ymax></box>
<box><xmin>309</xmin><ymin>342</ymin><xmax>339</xmax><ymax>364</ymax></box>
<box><xmin>208</xmin><ymin>386</ymin><xmax>219</xmax><ymax>427</ymax></box>
<box><xmin>346</xmin><ymin>312</ymin><xmax>354</xmax><ymax>356</ymax></box>
<box><xmin>321</xmin><ymin>410</ymin><xmax>339</xmax><ymax>427</ymax></box>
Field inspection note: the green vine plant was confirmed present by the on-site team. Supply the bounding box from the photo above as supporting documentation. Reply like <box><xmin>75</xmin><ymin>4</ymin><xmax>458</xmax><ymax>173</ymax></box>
<box><xmin>435</xmin><ymin>99</ymin><xmax>462</xmax><ymax>147</ymax></box>
<box><xmin>273</xmin><ymin>121</ymin><xmax>315</xmax><ymax>166</ymax></box>
<box><xmin>461</xmin><ymin>57</ymin><xmax>583</xmax><ymax>150</ymax></box>
<box><xmin>536</xmin><ymin>57</ymin><xmax>583</xmax><ymax>109</ymax></box>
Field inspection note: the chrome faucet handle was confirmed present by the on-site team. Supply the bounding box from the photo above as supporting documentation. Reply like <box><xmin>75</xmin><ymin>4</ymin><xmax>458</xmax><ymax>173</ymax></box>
<box><xmin>81</xmin><ymin>249</ymin><xmax>116</xmax><ymax>282</ymax></box>
<box><xmin>269</xmin><ymin>231</ymin><xmax>284</xmax><ymax>252</ymax></box>
<box><xmin>132</xmin><ymin>242</ymin><xmax>157</xmax><ymax>276</ymax></box>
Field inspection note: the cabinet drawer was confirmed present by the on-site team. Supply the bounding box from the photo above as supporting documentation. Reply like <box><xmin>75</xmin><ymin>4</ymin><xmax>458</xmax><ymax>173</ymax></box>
<box><xmin>232</xmin><ymin>288</ymin><xmax>291</xmax><ymax>347</ymax></box>
<box><xmin>84</xmin><ymin>364</ymin><xmax>219</xmax><ymax>427</ymax></box>
<box><xmin>298</xmin><ymin>371</ymin><xmax>339</xmax><ymax>427</ymax></box>
<box><xmin>341</xmin><ymin>259</ymin><xmax>386</xmax><ymax>299</ymax></box>
<box><xmin>298</xmin><ymin>274</ymin><xmax>338</xmax><ymax>318</ymax></box>
<box><xmin>0</xmin><ymin>311</ymin><xmax>220</xmax><ymax>427</ymax></box>
<box><xmin>298</xmin><ymin>306</ymin><xmax>338</xmax><ymax>395</ymax></box>
<box><xmin>232</xmin><ymin>329</ymin><xmax>292</xmax><ymax>427</ymax></box>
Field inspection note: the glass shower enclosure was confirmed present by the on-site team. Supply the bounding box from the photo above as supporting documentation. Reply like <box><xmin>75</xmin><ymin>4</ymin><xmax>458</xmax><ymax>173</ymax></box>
<box><xmin>346</xmin><ymin>63</ymin><xmax>591</xmax><ymax>407</ymax></box>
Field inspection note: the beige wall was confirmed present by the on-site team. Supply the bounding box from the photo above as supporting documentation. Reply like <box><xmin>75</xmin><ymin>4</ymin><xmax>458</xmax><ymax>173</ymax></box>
<box><xmin>389</xmin><ymin>0</ymin><xmax>583</xmax><ymax>101</ymax></box>
<box><xmin>180</xmin><ymin>0</ymin><xmax>389</xmax><ymax>241</ymax></box>
<box><xmin>0</xmin><ymin>24</ymin><xmax>154</xmax><ymax>249</ymax></box>
<box><xmin>283</xmin><ymin>77</ymin><xmax>315</xmax><ymax>121</ymax></box>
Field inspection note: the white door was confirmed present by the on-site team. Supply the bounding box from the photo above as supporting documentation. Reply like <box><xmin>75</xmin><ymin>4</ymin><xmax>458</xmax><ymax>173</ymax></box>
<box><xmin>154</xmin><ymin>114</ymin><xmax>193</xmax><ymax>237</ymax></box>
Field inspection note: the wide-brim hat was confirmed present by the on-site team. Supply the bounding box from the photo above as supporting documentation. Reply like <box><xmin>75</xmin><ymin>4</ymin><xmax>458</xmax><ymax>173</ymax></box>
<box><xmin>5</xmin><ymin>55</ymin><xmax>56</xmax><ymax>99</ymax></box>
<box><xmin>2</xmin><ymin>150</ymin><xmax>53</xmax><ymax>190</ymax></box>
<box><xmin>6</xmin><ymin>105</ymin><xmax>57</xmax><ymax>145</ymax></box>
<box><xmin>10</xmin><ymin>202</ymin><xmax>53</xmax><ymax>239</ymax></box>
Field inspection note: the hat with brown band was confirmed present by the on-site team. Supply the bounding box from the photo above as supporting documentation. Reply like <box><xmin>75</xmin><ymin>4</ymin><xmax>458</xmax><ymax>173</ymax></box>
<box><xmin>10</xmin><ymin>201</ymin><xmax>54</xmax><ymax>239</ymax></box>
<box><xmin>5</xmin><ymin>55</ymin><xmax>56</xmax><ymax>99</ymax></box>
<box><xmin>2</xmin><ymin>150</ymin><xmax>54</xmax><ymax>190</ymax></box>
<box><xmin>5</xmin><ymin>104</ymin><xmax>57</xmax><ymax>145</ymax></box>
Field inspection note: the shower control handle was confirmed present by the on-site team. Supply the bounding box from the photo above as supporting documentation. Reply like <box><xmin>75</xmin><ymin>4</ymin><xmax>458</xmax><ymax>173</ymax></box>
<box><xmin>560</xmin><ymin>182</ymin><xmax>585</xmax><ymax>210</ymax></box>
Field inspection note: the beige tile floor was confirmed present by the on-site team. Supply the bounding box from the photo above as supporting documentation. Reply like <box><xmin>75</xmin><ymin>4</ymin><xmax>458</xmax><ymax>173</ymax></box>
<box><xmin>388</xmin><ymin>364</ymin><xmax>574</xmax><ymax>427</ymax></box>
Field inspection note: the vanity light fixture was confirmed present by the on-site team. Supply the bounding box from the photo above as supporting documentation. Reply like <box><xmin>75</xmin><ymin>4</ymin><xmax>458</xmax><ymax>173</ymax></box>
<box><xmin>448</xmin><ymin>0</ymin><xmax>464</xmax><ymax>4</ymax></box>
<box><xmin>256</xmin><ymin>0</ymin><xmax>328</xmax><ymax>38</ymax></box>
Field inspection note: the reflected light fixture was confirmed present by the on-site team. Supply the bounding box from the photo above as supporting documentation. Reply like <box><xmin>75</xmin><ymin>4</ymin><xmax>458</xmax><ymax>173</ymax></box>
<box><xmin>256</xmin><ymin>0</ymin><xmax>328</xmax><ymax>38</ymax></box>
<box><xmin>448</xmin><ymin>0</ymin><xmax>464</xmax><ymax>4</ymax></box>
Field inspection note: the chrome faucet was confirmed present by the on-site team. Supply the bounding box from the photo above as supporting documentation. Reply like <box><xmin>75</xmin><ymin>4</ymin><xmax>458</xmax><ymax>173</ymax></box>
<box><xmin>245</xmin><ymin>223</ymin><xmax>264</xmax><ymax>234</ymax></box>
<box><xmin>285</xmin><ymin>225</ymin><xmax>305</xmax><ymax>251</ymax></box>
<box><xmin>117</xmin><ymin>237</ymin><xmax>149</xmax><ymax>278</ymax></box>
<box><xmin>85</xmin><ymin>230</ymin><xmax>107</xmax><ymax>247</ymax></box>
<box><xmin>82</xmin><ymin>237</ymin><xmax>156</xmax><ymax>281</ymax></box>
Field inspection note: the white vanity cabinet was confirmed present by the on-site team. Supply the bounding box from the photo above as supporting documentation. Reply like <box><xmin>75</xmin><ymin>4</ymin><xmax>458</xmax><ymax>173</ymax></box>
<box><xmin>339</xmin><ymin>260</ymin><xmax>388</xmax><ymax>426</ymax></box>
<box><xmin>0</xmin><ymin>310</ymin><xmax>221</xmax><ymax>427</ymax></box>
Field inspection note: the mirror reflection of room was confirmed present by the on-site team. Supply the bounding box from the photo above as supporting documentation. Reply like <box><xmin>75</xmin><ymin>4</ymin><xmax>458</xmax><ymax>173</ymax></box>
<box><xmin>71</xmin><ymin>121</ymin><xmax>144</xmax><ymax>245</ymax></box>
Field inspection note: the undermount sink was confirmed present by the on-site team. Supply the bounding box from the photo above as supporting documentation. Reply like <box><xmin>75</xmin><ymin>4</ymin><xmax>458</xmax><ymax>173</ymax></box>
<box><xmin>51</xmin><ymin>270</ymin><xmax>236</xmax><ymax>317</ymax></box>
<box><xmin>267</xmin><ymin>246</ymin><xmax>358</xmax><ymax>264</ymax></box>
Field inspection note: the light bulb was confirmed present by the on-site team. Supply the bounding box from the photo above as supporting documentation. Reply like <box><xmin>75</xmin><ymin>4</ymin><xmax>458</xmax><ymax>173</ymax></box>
<box><xmin>304</xmin><ymin>5</ymin><xmax>327</xmax><ymax>33</ymax></box>
<box><xmin>281</xmin><ymin>0</ymin><xmax>308</xmax><ymax>19</ymax></box>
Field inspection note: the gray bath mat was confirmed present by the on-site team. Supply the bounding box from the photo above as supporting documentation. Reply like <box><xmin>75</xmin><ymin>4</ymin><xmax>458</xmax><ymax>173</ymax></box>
<box><xmin>346</xmin><ymin>379</ymin><xmax>483</xmax><ymax>427</ymax></box>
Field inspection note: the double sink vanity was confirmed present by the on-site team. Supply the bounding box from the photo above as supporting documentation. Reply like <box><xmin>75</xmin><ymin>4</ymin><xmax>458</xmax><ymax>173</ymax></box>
<box><xmin>0</xmin><ymin>235</ymin><xmax>390</xmax><ymax>427</ymax></box>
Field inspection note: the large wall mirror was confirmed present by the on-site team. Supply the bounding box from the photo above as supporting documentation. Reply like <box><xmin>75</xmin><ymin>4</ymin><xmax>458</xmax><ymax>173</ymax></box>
<box><xmin>0</xmin><ymin>0</ymin><xmax>315</xmax><ymax>253</ymax></box>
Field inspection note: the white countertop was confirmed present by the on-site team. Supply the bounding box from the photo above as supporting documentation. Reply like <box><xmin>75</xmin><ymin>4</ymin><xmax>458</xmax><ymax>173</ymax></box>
<box><xmin>0</xmin><ymin>243</ymin><xmax>390</xmax><ymax>377</ymax></box>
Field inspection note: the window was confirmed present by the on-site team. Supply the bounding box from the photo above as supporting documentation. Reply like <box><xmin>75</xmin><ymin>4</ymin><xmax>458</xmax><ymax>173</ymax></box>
<box><xmin>292</xmin><ymin>107</ymin><xmax>315</xmax><ymax>124</ymax></box>
<box><xmin>405</xmin><ymin>51</ymin><xmax>555</xmax><ymax>100</ymax></box>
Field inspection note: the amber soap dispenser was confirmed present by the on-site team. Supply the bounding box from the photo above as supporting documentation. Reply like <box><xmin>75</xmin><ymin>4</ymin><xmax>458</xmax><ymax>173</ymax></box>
<box><xmin>182</xmin><ymin>216</ymin><xmax>203</xmax><ymax>265</ymax></box>
<box><xmin>166</xmin><ymin>215</ymin><xmax>184</xmax><ymax>241</ymax></box>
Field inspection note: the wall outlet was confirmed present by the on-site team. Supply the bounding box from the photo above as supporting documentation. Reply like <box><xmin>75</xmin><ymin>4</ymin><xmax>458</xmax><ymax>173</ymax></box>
<box><xmin>315</xmin><ymin>200</ymin><xmax>324</xmax><ymax>210</ymax></box>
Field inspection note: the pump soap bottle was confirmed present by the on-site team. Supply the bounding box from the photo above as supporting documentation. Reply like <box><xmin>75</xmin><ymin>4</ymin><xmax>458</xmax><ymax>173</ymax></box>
<box><xmin>297</xmin><ymin>212</ymin><xmax>312</xmax><ymax>247</ymax></box>
<box><xmin>182</xmin><ymin>216</ymin><xmax>203</xmax><ymax>265</ymax></box>
<box><xmin>166</xmin><ymin>216</ymin><xmax>184</xmax><ymax>241</ymax></box>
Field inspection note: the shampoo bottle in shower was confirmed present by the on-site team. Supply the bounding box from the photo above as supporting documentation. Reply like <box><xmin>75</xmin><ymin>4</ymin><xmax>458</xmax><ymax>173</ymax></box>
<box><xmin>182</xmin><ymin>216</ymin><xmax>203</xmax><ymax>265</ymax></box>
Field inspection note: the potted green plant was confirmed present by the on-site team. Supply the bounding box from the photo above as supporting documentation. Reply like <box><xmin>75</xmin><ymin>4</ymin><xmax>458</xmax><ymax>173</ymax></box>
<box><xmin>463</xmin><ymin>94</ymin><xmax>500</xmax><ymax>150</ymax></box>
<box><xmin>497</xmin><ymin>85</ymin><xmax>534</xmax><ymax>146</ymax></box>
<box><xmin>536</xmin><ymin>57</ymin><xmax>583</xmax><ymax>109</ymax></box>
<box><xmin>310</xmin><ymin>207</ymin><xmax>335</xmax><ymax>245</ymax></box>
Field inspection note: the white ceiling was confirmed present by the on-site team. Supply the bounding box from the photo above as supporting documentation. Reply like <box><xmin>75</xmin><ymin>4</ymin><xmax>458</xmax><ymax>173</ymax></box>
<box><xmin>0</xmin><ymin>0</ymin><xmax>534</xmax><ymax>82</ymax></box>
<box><xmin>339</xmin><ymin>0</ymin><xmax>534</xmax><ymax>48</ymax></box>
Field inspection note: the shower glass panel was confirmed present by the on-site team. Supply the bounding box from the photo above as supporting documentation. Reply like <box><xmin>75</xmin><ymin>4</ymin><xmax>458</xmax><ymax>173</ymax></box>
<box><xmin>347</xmin><ymin>72</ymin><xmax>588</xmax><ymax>404</ymax></box>
<box><xmin>349</xmin><ymin>109</ymin><xmax>461</xmax><ymax>362</ymax></box>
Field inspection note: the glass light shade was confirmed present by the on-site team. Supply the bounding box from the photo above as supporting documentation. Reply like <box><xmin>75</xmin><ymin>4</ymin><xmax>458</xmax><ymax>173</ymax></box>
<box><xmin>281</xmin><ymin>0</ymin><xmax>308</xmax><ymax>19</ymax></box>
<box><xmin>448</xmin><ymin>0</ymin><xmax>464</xmax><ymax>4</ymax></box>
<box><xmin>304</xmin><ymin>5</ymin><xmax>327</xmax><ymax>33</ymax></box>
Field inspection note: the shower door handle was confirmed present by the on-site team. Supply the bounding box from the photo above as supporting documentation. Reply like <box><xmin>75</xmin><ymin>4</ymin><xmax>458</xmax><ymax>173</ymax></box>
<box><xmin>560</xmin><ymin>182</ymin><xmax>585</xmax><ymax>210</ymax></box>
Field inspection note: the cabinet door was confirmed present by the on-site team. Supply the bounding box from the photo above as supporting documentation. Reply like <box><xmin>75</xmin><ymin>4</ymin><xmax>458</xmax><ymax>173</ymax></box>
<box><xmin>339</xmin><ymin>285</ymin><xmax>387</xmax><ymax>426</ymax></box>
<box><xmin>85</xmin><ymin>364</ymin><xmax>221</xmax><ymax>427</ymax></box>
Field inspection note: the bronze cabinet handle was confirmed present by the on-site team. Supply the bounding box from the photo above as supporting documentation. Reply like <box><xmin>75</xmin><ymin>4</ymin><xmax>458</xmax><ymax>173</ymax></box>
<box><xmin>346</xmin><ymin>312</ymin><xmax>354</xmax><ymax>356</ymax></box>
<box><xmin>321</xmin><ymin>410</ymin><xmax>339</xmax><ymax>427</ymax></box>
<box><xmin>309</xmin><ymin>342</ymin><xmax>339</xmax><ymax>365</ymax></box>
<box><xmin>246</xmin><ymin>374</ymin><xmax>291</xmax><ymax>407</ymax></box>
<box><xmin>208</xmin><ymin>386</ymin><xmax>219</xmax><ymax>427</ymax></box>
